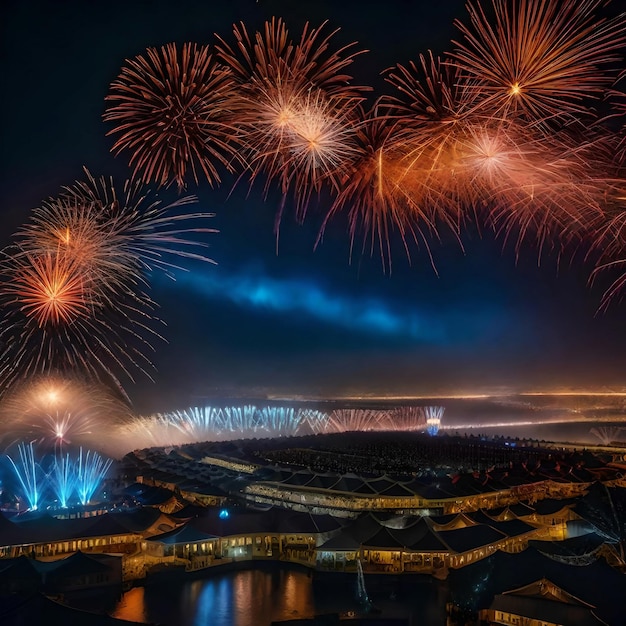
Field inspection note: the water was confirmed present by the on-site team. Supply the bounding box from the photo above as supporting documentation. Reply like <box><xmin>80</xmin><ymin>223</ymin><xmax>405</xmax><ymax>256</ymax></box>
<box><xmin>110</xmin><ymin>565</ymin><xmax>447</xmax><ymax>625</ymax></box>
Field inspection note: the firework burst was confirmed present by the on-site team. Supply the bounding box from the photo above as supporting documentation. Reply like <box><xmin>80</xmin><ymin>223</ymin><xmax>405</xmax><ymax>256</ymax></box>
<box><xmin>0</xmin><ymin>171</ymin><xmax>216</xmax><ymax>394</ymax></box>
<box><xmin>381</xmin><ymin>52</ymin><xmax>608</xmax><ymax>256</ymax></box>
<box><xmin>451</xmin><ymin>0</ymin><xmax>626</xmax><ymax>123</ymax></box>
<box><xmin>0</xmin><ymin>375</ymin><xmax>134</xmax><ymax>453</ymax></box>
<box><xmin>7</xmin><ymin>252</ymin><xmax>92</xmax><ymax>327</ymax></box>
<box><xmin>105</xmin><ymin>42</ymin><xmax>239</xmax><ymax>190</ymax></box>
<box><xmin>215</xmin><ymin>18</ymin><xmax>369</xmax><ymax>220</ymax></box>
<box><xmin>380</xmin><ymin>51</ymin><xmax>491</xmax><ymax>224</ymax></box>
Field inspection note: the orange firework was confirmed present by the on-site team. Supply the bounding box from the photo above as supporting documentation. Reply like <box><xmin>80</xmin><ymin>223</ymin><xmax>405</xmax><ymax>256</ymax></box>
<box><xmin>380</xmin><ymin>51</ymin><xmax>608</xmax><ymax>256</ymax></box>
<box><xmin>104</xmin><ymin>42</ymin><xmax>238</xmax><ymax>190</ymax></box>
<box><xmin>8</xmin><ymin>253</ymin><xmax>91</xmax><ymax>327</ymax></box>
<box><xmin>16</xmin><ymin>196</ymin><xmax>130</xmax><ymax>295</ymax></box>
<box><xmin>451</xmin><ymin>0</ymin><xmax>626</xmax><ymax>123</ymax></box>
<box><xmin>215</xmin><ymin>18</ymin><xmax>370</xmax><ymax>220</ymax></box>
<box><xmin>0</xmin><ymin>171</ymin><xmax>216</xmax><ymax>395</ymax></box>
<box><xmin>588</xmin><ymin>176</ymin><xmax>626</xmax><ymax>309</ymax></box>
<box><xmin>0</xmin><ymin>375</ymin><xmax>134</xmax><ymax>453</ymax></box>
<box><xmin>481</xmin><ymin>128</ymin><xmax>607</xmax><ymax>255</ymax></box>
<box><xmin>381</xmin><ymin>52</ymin><xmax>494</xmax><ymax>223</ymax></box>
<box><xmin>215</xmin><ymin>17</ymin><xmax>367</xmax><ymax>99</ymax></box>
<box><xmin>251</xmin><ymin>88</ymin><xmax>363</xmax><ymax>223</ymax></box>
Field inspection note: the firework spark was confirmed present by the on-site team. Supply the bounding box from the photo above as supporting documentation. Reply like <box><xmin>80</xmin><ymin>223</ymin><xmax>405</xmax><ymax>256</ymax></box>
<box><xmin>318</xmin><ymin>111</ymin><xmax>439</xmax><ymax>272</ymax></box>
<box><xmin>7</xmin><ymin>252</ymin><xmax>92</xmax><ymax>327</ymax></box>
<box><xmin>381</xmin><ymin>52</ymin><xmax>607</xmax><ymax>256</ymax></box>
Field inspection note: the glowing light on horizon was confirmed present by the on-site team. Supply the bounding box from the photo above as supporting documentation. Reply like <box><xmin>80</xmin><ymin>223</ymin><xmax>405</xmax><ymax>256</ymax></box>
<box><xmin>118</xmin><ymin>405</ymin><xmax>435</xmax><ymax>450</ymax></box>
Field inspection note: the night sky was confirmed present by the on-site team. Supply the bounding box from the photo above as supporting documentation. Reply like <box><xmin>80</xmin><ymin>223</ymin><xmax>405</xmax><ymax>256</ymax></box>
<box><xmin>2</xmin><ymin>0</ymin><xmax>626</xmax><ymax>414</ymax></box>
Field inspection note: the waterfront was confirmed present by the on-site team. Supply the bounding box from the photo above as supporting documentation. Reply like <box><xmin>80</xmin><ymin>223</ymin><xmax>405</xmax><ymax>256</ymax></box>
<box><xmin>110</xmin><ymin>566</ymin><xmax>447</xmax><ymax>625</ymax></box>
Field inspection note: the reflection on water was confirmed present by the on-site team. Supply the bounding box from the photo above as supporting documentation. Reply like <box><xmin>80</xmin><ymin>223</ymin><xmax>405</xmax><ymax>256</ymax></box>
<box><xmin>111</xmin><ymin>566</ymin><xmax>446</xmax><ymax>626</ymax></box>
<box><xmin>113</xmin><ymin>568</ymin><xmax>316</xmax><ymax>626</ymax></box>
<box><xmin>114</xmin><ymin>587</ymin><xmax>147</xmax><ymax>623</ymax></box>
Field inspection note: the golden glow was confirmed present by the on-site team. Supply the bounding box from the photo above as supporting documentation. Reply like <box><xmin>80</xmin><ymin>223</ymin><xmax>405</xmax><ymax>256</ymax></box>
<box><xmin>45</xmin><ymin>389</ymin><xmax>59</xmax><ymax>404</ymax></box>
<box><xmin>509</xmin><ymin>82</ymin><xmax>522</xmax><ymax>96</ymax></box>
<box><xmin>521</xmin><ymin>391</ymin><xmax>626</xmax><ymax>397</ymax></box>
<box><xmin>59</xmin><ymin>227</ymin><xmax>71</xmax><ymax>244</ymax></box>
<box><xmin>111</xmin><ymin>587</ymin><xmax>147</xmax><ymax>622</ymax></box>
<box><xmin>276</xmin><ymin>106</ymin><xmax>296</xmax><ymax>127</ymax></box>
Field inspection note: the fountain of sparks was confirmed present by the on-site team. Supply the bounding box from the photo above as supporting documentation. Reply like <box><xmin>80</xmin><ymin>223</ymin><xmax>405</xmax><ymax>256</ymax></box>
<box><xmin>6</xmin><ymin>442</ymin><xmax>43</xmax><ymax>511</ymax></box>
<box><xmin>4</xmin><ymin>443</ymin><xmax>112</xmax><ymax>511</ymax></box>
<box><xmin>220</xmin><ymin>405</ymin><xmax>259</xmax><ymax>432</ymax></box>
<box><xmin>76</xmin><ymin>448</ymin><xmax>113</xmax><ymax>506</ymax></box>
<box><xmin>50</xmin><ymin>452</ymin><xmax>78</xmax><ymax>508</ymax></box>
<box><xmin>326</xmin><ymin>409</ymin><xmax>393</xmax><ymax>433</ymax></box>
<box><xmin>388</xmin><ymin>406</ymin><xmax>426</xmax><ymax>431</ymax></box>
<box><xmin>117</xmin><ymin>404</ymin><xmax>445</xmax><ymax>451</ymax></box>
<box><xmin>425</xmin><ymin>406</ymin><xmax>445</xmax><ymax>436</ymax></box>
<box><xmin>300</xmin><ymin>409</ymin><xmax>331</xmax><ymax>434</ymax></box>
<box><xmin>590</xmin><ymin>426</ymin><xmax>624</xmax><ymax>446</ymax></box>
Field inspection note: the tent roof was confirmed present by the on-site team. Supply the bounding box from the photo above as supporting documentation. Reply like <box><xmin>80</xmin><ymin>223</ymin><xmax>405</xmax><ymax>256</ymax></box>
<box><xmin>147</xmin><ymin>523</ymin><xmax>218</xmax><ymax>545</ymax></box>
<box><xmin>489</xmin><ymin>594</ymin><xmax>605</xmax><ymax>626</ymax></box>
<box><xmin>437</xmin><ymin>525</ymin><xmax>505</xmax><ymax>553</ymax></box>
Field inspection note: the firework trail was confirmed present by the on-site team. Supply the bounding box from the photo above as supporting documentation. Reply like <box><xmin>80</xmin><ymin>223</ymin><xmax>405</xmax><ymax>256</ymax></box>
<box><xmin>76</xmin><ymin>447</ymin><xmax>113</xmax><ymax>506</ymax></box>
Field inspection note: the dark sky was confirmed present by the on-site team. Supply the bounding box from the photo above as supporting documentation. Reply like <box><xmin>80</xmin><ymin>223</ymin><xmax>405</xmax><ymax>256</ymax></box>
<box><xmin>2</xmin><ymin>0</ymin><xmax>626</xmax><ymax>413</ymax></box>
